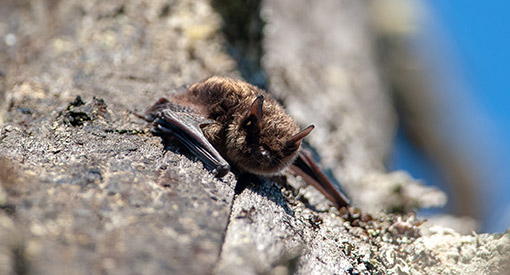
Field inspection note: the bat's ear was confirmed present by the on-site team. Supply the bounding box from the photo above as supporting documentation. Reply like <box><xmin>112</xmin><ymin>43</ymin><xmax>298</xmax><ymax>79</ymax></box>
<box><xmin>244</xmin><ymin>95</ymin><xmax>264</xmax><ymax>130</ymax></box>
<box><xmin>285</xmin><ymin>125</ymin><xmax>314</xmax><ymax>152</ymax></box>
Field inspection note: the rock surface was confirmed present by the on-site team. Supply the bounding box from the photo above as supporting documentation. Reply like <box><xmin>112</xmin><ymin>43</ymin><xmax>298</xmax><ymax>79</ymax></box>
<box><xmin>0</xmin><ymin>0</ymin><xmax>508</xmax><ymax>274</ymax></box>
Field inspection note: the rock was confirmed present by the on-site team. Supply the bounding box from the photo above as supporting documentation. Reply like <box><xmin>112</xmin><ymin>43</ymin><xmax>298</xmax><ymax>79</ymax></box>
<box><xmin>0</xmin><ymin>0</ymin><xmax>236</xmax><ymax>274</ymax></box>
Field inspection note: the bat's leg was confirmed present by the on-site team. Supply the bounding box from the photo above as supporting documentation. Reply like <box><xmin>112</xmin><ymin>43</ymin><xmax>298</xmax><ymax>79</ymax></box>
<box><xmin>146</xmin><ymin>102</ymin><xmax>230</xmax><ymax>177</ymax></box>
<box><xmin>290</xmin><ymin>149</ymin><xmax>350</xmax><ymax>208</ymax></box>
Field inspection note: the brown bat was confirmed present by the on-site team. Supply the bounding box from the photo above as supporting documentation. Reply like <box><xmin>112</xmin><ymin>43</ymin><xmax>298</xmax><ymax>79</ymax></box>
<box><xmin>141</xmin><ymin>76</ymin><xmax>350</xmax><ymax>208</ymax></box>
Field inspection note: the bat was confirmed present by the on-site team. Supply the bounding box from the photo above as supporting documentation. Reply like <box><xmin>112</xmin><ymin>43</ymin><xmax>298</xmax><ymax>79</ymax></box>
<box><xmin>141</xmin><ymin>76</ymin><xmax>350</xmax><ymax>208</ymax></box>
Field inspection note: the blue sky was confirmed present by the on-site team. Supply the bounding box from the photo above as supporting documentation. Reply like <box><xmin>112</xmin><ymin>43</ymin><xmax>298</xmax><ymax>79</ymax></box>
<box><xmin>426</xmin><ymin>0</ymin><xmax>510</xmax><ymax>232</ymax></box>
<box><xmin>392</xmin><ymin>0</ymin><xmax>510</xmax><ymax>232</ymax></box>
<box><xmin>429</xmin><ymin>1</ymin><xmax>510</xmax><ymax>120</ymax></box>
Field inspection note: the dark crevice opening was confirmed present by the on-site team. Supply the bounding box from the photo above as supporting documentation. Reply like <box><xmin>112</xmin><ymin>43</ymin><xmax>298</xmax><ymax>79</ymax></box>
<box><xmin>212</xmin><ymin>0</ymin><xmax>268</xmax><ymax>89</ymax></box>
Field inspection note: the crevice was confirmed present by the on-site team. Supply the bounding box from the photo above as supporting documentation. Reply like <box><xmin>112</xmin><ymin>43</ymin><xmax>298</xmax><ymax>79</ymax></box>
<box><xmin>12</xmin><ymin>243</ymin><xmax>29</xmax><ymax>275</ymax></box>
<box><xmin>213</xmin><ymin>178</ymin><xmax>238</xmax><ymax>273</ymax></box>
<box><xmin>211</xmin><ymin>0</ymin><xmax>267</xmax><ymax>89</ymax></box>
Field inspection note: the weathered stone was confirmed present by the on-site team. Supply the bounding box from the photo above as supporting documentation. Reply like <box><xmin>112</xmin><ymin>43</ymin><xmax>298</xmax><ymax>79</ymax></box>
<box><xmin>0</xmin><ymin>0</ymin><xmax>236</xmax><ymax>274</ymax></box>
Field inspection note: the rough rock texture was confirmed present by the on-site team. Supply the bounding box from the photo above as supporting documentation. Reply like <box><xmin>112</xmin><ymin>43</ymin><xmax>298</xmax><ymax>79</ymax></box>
<box><xmin>0</xmin><ymin>0</ymin><xmax>237</xmax><ymax>274</ymax></box>
<box><xmin>0</xmin><ymin>0</ymin><xmax>509</xmax><ymax>275</ymax></box>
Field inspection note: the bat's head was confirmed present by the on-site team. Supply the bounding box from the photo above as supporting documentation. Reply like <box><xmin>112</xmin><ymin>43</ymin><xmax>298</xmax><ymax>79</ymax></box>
<box><xmin>222</xmin><ymin>94</ymin><xmax>314</xmax><ymax>175</ymax></box>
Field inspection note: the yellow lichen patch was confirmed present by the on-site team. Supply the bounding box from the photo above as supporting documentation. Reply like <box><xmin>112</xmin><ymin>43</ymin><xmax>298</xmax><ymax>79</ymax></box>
<box><xmin>184</xmin><ymin>23</ymin><xmax>217</xmax><ymax>41</ymax></box>
<box><xmin>10</xmin><ymin>81</ymin><xmax>47</xmax><ymax>100</ymax></box>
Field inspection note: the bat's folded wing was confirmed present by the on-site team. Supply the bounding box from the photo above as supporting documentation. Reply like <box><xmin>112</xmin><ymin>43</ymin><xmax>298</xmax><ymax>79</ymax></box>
<box><xmin>145</xmin><ymin>98</ymin><xmax>230</xmax><ymax>177</ymax></box>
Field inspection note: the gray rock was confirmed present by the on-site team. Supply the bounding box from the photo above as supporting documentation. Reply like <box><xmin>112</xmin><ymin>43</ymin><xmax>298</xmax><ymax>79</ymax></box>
<box><xmin>0</xmin><ymin>0</ymin><xmax>236</xmax><ymax>274</ymax></box>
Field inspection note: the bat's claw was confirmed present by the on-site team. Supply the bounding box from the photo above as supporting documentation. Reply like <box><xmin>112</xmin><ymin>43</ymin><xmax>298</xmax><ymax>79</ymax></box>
<box><xmin>214</xmin><ymin>163</ymin><xmax>230</xmax><ymax>177</ymax></box>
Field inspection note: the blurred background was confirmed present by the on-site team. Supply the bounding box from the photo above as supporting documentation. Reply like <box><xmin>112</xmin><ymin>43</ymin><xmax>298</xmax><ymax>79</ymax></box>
<box><xmin>376</xmin><ymin>0</ymin><xmax>509</xmax><ymax>233</ymax></box>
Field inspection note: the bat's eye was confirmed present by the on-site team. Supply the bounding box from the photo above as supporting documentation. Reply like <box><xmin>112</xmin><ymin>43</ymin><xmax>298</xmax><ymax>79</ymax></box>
<box><xmin>260</xmin><ymin>148</ymin><xmax>271</xmax><ymax>160</ymax></box>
